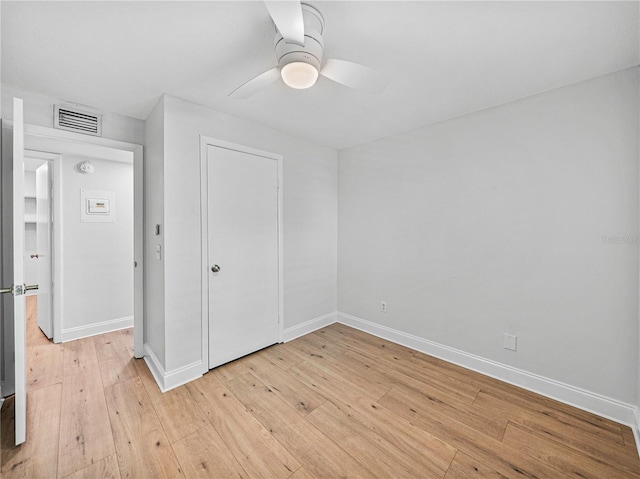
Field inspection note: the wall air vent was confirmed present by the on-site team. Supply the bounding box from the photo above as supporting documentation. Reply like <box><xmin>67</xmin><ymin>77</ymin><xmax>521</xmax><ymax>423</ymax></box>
<box><xmin>54</xmin><ymin>105</ymin><xmax>102</xmax><ymax>137</ymax></box>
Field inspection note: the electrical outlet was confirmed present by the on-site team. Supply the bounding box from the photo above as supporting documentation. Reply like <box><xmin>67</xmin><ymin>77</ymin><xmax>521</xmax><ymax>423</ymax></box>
<box><xmin>380</xmin><ymin>301</ymin><xmax>387</xmax><ymax>313</ymax></box>
<box><xmin>504</xmin><ymin>333</ymin><xmax>517</xmax><ymax>351</ymax></box>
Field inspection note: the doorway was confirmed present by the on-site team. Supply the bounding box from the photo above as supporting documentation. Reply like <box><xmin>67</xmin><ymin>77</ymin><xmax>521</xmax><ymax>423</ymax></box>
<box><xmin>23</xmin><ymin>152</ymin><xmax>54</xmax><ymax>339</ymax></box>
<box><xmin>200</xmin><ymin>138</ymin><xmax>283</xmax><ymax>369</ymax></box>
<box><xmin>23</xmin><ymin>124</ymin><xmax>144</xmax><ymax>356</ymax></box>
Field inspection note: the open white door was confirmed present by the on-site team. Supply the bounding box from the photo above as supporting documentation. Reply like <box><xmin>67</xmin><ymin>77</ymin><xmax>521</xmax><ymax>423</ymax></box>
<box><xmin>13</xmin><ymin>98</ymin><xmax>28</xmax><ymax>445</ymax></box>
<box><xmin>1</xmin><ymin>98</ymin><xmax>29</xmax><ymax>445</ymax></box>
<box><xmin>35</xmin><ymin>162</ymin><xmax>52</xmax><ymax>338</ymax></box>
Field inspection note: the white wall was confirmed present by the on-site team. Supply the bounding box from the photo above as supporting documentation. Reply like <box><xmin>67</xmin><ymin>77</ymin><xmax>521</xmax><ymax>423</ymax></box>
<box><xmin>59</xmin><ymin>154</ymin><xmax>134</xmax><ymax>337</ymax></box>
<box><xmin>143</xmin><ymin>98</ymin><xmax>166</xmax><ymax>366</ymax></box>
<box><xmin>1</xmin><ymin>85</ymin><xmax>145</xmax><ymax>145</ymax></box>
<box><xmin>147</xmin><ymin>94</ymin><xmax>337</xmax><ymax>375</ymax></box>
<box><xmin>338</xmin><ymin>68</ymin><xmax>639</xmax><ymax>406</ymax></box>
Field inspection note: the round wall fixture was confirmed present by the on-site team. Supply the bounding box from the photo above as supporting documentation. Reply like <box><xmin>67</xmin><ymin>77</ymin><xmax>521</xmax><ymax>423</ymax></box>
<box><xmin>76</xmin><ymin>161</ymin><xmax>94</xmax><ymax>174</ymax></box>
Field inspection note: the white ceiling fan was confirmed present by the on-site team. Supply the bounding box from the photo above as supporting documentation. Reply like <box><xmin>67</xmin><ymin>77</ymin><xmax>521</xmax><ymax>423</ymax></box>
<box><xmin>229</xmin><ymin>1</ymin><xmax>390</xmax><ymax>99</ymax></box>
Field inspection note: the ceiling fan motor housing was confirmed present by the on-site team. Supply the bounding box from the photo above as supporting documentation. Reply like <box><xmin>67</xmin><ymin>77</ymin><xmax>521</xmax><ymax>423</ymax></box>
<box><xmin>274</xmin><ymin>3</ymin><xmax>325</xmax><ymax>71</ymax></box>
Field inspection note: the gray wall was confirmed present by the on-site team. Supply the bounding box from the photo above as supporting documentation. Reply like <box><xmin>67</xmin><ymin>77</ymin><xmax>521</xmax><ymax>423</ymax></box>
<box><xmin>143</xmin><ymin>98</ymin><xmax>166</xmax><ymax>366</ymax></box>
<box><xmin>338</xmin><ymin>67</ymin><xmax>639</xmax><ymax>404</ymax></box>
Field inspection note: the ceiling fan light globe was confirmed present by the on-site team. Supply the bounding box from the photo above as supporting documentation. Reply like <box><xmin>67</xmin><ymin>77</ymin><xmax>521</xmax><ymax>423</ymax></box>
<box><xmin>281</xmin><ymin>62</ymin><xmax>318</xmax><ymax>89</ymax></box>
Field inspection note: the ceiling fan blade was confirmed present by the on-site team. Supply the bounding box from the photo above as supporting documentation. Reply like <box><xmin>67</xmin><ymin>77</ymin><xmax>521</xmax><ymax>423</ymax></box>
<box><xmin>229</xmin><ymin>67</ymin><xmax>281</xmax><ymax>99</ymax></box>
<box><xmin>320</xmin><ymin>59</ymin><xmax>390</xmax><ymax>94</ymax></box>
<box><xmin>264</xmin><ymin>1</ymin><xmax>305</xmax><ymax>46</ymax></box>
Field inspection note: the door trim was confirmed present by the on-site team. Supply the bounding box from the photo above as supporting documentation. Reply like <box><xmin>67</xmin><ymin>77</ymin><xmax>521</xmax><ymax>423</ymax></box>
<box><xmin>24</xmin><ymin>150</ymin><xmax>57</xmax><ymax>339</ymax></box>
<box><xmin>199</xmin><ymin>136</ymin><xmax>284</xmax><ymax>373</ymax></box>
<box><xmin>21</xmin><ymin>124</ymin><xmax>144</xmax><ymax>357</ymax></box>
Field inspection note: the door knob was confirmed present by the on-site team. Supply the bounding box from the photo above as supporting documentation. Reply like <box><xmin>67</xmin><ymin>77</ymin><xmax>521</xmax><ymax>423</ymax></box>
<box><xmin>211</xmin><ymin>264</ymin><xmax>221</xmax><ymax>273</ymax></box>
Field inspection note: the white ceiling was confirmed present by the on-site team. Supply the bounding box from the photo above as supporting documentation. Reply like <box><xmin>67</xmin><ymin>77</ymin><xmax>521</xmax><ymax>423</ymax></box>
<box><xmin>2</xmin><ymin>1</ymin><xmax>638</xmax><ymax>150</ymax></box>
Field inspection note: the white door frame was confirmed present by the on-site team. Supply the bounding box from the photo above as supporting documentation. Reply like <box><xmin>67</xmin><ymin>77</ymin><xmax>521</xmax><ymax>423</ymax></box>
<box><xmin>24</xmin><ymin>150</ymin><xmax>57</xmax><ymax>339</ymax></box>
<box><xmin>199</xmin><ymin>136</ymin><xmax>284</xmax><ymax>374</ymax></box>
<box><xmin>22</xmin><ymin>124</ymin><xmax>144</xmax><ymax>357</ymax></box>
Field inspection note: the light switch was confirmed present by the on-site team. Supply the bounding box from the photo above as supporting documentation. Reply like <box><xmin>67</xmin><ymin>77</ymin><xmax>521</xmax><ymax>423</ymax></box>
<box><xmin>155</xmin><ymin>244</ymin><xmax>161</xmax><ymax>260</ymax></box>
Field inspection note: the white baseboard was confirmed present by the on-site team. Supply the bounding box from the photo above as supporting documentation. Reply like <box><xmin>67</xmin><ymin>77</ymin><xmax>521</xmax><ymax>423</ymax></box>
<box><xmin>337</xmin><ymin>312</ymin><xmax>638</xmax><ymax>431</ymax></box>
<box><xmin>634</xmin><ymin>407</ymin><xmax>640</xmax><ymax>453</ymax></box>
<box><xmin>143</xmin><ymin>343</ymin><xmax>203</xmax><ymax>393</ymax></box>
<box><xmin>282</xmin><ymin>311</ymin><xmax>338</xmax><ymax>342</ymax></box>
<box><xmin>60</xmin><ymin>316</ymin><xmax>133</xmax><ymax>342</ymax></box>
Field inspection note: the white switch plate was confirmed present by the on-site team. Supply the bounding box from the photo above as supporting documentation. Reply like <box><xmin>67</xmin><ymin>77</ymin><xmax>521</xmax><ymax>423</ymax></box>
<box><xmin>504</xmin><ymin>333</ymin><xmax>517</xmax><ymax>351</ymax></box>
<box><xmin>155</xmin><ymin>244</ymin><xmax>161</xmax><ymax>260</ymax></box>
<box><xmin>380</xmin><ymin>301</ymin><xmax>387</xmax><ymax>313</ymax></box>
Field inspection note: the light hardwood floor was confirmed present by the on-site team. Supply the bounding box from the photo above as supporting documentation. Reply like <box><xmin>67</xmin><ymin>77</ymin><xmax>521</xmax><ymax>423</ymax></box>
<box><xmin>2</xmin><ymin>296</ymin><xmax>639</xmax><ymax>478</ymax></box>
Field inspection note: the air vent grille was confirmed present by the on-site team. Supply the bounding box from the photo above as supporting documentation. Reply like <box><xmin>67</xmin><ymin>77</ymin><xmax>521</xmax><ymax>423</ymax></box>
<box><xmin>54</xmin><ymin>105</ymin><xmax>102</xmax><ymax>136</ymax></box>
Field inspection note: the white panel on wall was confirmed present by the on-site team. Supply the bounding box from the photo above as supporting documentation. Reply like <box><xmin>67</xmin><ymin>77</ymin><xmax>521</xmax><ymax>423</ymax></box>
<box><xmin>80</xmin><ymin>189</ymin><xmax>116</xmax><ymax>223</ymax></box>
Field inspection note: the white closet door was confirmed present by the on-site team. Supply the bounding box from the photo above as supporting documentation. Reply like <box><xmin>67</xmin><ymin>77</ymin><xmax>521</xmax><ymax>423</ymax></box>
<box><xmin>207</xmin><ymin>144</ymin><xmax>279</xmax><ymax>368</ymax></box>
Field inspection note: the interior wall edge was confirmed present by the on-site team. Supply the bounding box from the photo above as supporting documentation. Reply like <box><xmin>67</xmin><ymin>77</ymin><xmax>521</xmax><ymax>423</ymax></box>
<box><xmin>336</xmin><ymin>311</ymin><xmax>638</xmax><ymax>434</ymax></box>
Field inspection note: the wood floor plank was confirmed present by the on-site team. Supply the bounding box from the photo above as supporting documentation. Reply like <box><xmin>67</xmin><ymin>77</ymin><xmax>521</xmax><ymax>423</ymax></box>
<box><xmin>284</xmin><ymin>337</ymin><xmax>341</xmax><ymax>363</ymax></box>
<box><xmin>287</xmin><ymin>467</ymin><xmax>316</xmax><ymax>479</ymax></box>
<box><xmin>322</xmin><ymin>323</ymin><xmax>413</xmax><ymax>359</ymax></box>
<box><xmin>299</xmin><ymin>331</ymin><xmax>347</xmax><ymax>357</ymax></box>
<box><xmin>473</xmin><ymin>391</ymin><xmax>640</xmax><ymax>474</ymax></box>
<box><xmin>149</xmin><ymin>385</ymin><xmax>208</xmax><ymax>444</ymax></box>
<box><xmin>327</xmin><ymin>325</ymin><xmax>624</xmax><ymax>440</ymax></box>
<box><xmin>104</xmin><ymin>377</ymin><xmax>184</xmax><ymax>479</ymax></box>
<box><xmin>186</xmin><ymin>373</ymin><xmax>300</xmax><ymax>479</ymax></box>
<box><xmin>622</xmin><ymin>426</ymin><xmax>640</xmax><ymax>457</ymax></box>
<box><xmin>25</xmin><ymin>296</ymin><xmax>49</xmax><ymax>349</ymax></box>
<box><xmin>307</xmin><ymin>400</ymin><xmax>444</xmax><ymax>478</ymax></box>
<box><xmin>289</xmin><ymin>349</ymin><xmax>391</xmax><ymax>400</ymax></box>
<box><xmin>339</xmin><ymin>350</ymin><xmax>507</xmax><ymax>439</ymax></box>
<box><xmin>259</xmin><ymin>343</ymin><xmax>305</xmax><ymax>371</ymax></box>
<box><xmin>242</xmin><ymin>354</ymin><xmax>327</xmax><ymax>416</ymax></box>
<box><xmin>208</xmin><ymin>355</ymin><xmax>253</xmax><ymax>383</ymax></box>
<box><xmin>443</xmin><ymin>451</ymin><xmax>509</xmax><ymax>479</ymax></box>
<box><xmin>6</xmin><ymin>311</ymin><xmax>638</xmax><ymax>479</ymax></box>
<box><xmin>93</xmin><ymin>331</ymin><xmax>130</xmax><ymax>363</ymax></box>
<box><xmin>379</xmin><ymin>386</ymin><xmax>575</xmax><ymax>479</ymax></box>
<box><xmin>117</xmin><ymin>329</ymin><xmax>134</xmax><ymax>357</ymax></box>
<box><xmin>133</xmin><ymin>358</ymin><xmax>164</xmax><ymax>404</ymax></box>
<box><xmin>98</xmin><ymin>354</ymin><xmax>139</xmax><ymax>389</ymax></box>
<box><xmin>226</xmin><ymin>372</ymin><xmax>374</xmax><ymax>479</ymax></box>
<box><xmin>1</xmin><ymin>384</ymin><xmax>62</xmax><ymax>479</ymax></box>
<box><xmin>0</xmin><ymin>395</ymin><xmax>15</xmax><ymax>449</ymax></box>
<box><xmin>63</xmin><ymin>338</ymin><xmax>99</xmax><ymax>370</ymax></box>
<box><xmin>322</xmin><ymin>326</ymin><xmax>481</xmax><ymax>404</ymax></box>
<box><xmin>397</xmin><ymin>342</ymin><xmax>625</xmax><ymax>439</ymax></box>
<box><xmin>476</xmin><ymin>386</ymin><xmax>625</xmax><ymax>446</ymax></box>
<box><xmin>63</xmin><ymin>454</ymin><xmax>121</xmax><ymax>479</ymax></box>
<box><xmin>502</xmin><ymin>422</ymin><xmax>638</xmax><ymax>479</ymax></box>
<box><xmin>58</xmin><ymin>361</ymin><xmax>115</xmax><ymax>478</ymax></box>
<box><xmin>171</xmin><ymin>425</ymin><xmax>249</xmax><ymax>479</ymax></box>
<box><xmin>288</xmin><ymin>358</ymin><xmax>384</xmax><ymax>403</ymax></box>
<box><xmin>326</xmin><ymin>394</ymin><xmax>456</xmax><ymax>477</ymax></box>
<box><xmin>27</xmin><ymin>341</ymin><xmax>63</xmax><ymax>391</ymax></box>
